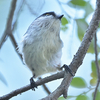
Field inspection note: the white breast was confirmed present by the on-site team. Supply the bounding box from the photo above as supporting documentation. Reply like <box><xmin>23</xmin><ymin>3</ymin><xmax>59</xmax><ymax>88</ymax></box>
<box><xmin>19</xmin><ymin>17</ymin><xmax>63</xmax><ymax>78</ymax></box>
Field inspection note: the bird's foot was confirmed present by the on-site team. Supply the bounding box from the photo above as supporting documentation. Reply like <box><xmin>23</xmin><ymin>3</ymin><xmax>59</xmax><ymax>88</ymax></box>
<box><xmin>61</xmin><ymin>64</ymin><xmax>74</xmax><ymax>76</ymax></box>
<box><xmin>30</xmin><ymin>77</ymin><xmax>37</xmax><ymax>91</ymax></box>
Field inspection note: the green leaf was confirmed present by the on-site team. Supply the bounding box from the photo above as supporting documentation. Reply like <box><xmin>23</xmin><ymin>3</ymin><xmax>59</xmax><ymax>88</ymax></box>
<box><xmin>95</xmin><ymin>90</ymin><xmax>100</xmax><ymax>100</ymax></box>
<box><xmin>70</xmin><ymin>0</ymin><xmax>86</xmax><ymax>6</ymax></box>
<box><xmin>76</xmin><ymin>18</ymin><xmax>88</xmax><ymax>41</ymax></box>
<box><xmin>90</xmin><ymin>60</ymin><xmax>97</xmax><ymax>86</ymax></box>
<box><xmin>87</xmin><ymin>40</ymin><xmax>94</xmax><ymax>53</ymax></box>
<box><xmin>76</xmin><ymin>19</ymin><xmax>100</xmax><ymax>53</ymax></box>
<box><xmin>91</xmin><ymin>61</ymin><xmax>97</xmax><ymax>78</ymax></box>
<box><xmin>76</xmin><ymin>95</ymin><xmax>88</xmax><ymax>100</ymax></box>
<box><xmin>92</xmin><ymin>90</ymin><xmax>100</xmax><ymax>100</ymax></box>
<box><xmin>99</xmin><ymin>60</ymin><xmax>100</xmax><ymax>65</ymax></box>
<box><xmin>71</xmin><ymin>77</ymin><xmax>87</xmax><ymax>88</ymax></box>
<box><xmin>61</xmin><ymin>26</ymin><xmax>68</xmax><ymax>31</ymax></box>
<box><xmin>90</xmin><ymin>78</ymin><xmax>97</xmax><ymax>86</ymax></box>
<box><xmin>58</xmin><ymin>96</ymin><xmax>75</xmax><ymax>100</ymax></box>
<box><xmin>87</xmin><ymin>38</ymin><xmax>100</xmax><ymax>54</ymax></box>
<box><xmin>98</xmin><ymin>22</ymin><xmax>100</xmax><ymax>28</ymax></box>
<box><xmin>61</xmin><ymin>17</ymin><xmax>68</xmax><ymax>26</ymax></box>
<box><xmin>58</xmin><ymin>97</ymin><xmax>66</xmax><ymax>100</ymax></box>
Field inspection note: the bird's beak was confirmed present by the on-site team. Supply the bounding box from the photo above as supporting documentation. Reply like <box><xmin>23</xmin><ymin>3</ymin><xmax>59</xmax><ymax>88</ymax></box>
<box><xmin>57</xmin><ymin>14</ymin><xmax>64</xmax><ymax>20</ymax></box>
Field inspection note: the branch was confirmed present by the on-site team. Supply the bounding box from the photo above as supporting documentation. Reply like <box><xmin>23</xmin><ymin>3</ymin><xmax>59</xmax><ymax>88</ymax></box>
<box><xmin>12</xmin><ymin>0</ymin><xmax>25</xmax><ymax>32</ymax></box>
<box><xmin>42</xmin><ymin>84</ymin><xmax>51</xmax><ymax>94</ymax></box>
<box><xmin>0</xmin><ymin>71</ymin><xmax>64</xmax><ymax>100</ymax></box>
<box><xmin>41</xmin><ymin>0</ymin><xmax>100</xmax><ymax>99</ymax></box>
<box><xmin>0</xmin><ymin>0</ymin><xmax>23</xmax><ymax>62</ymax></box>
<box><xmin>93</xmin><ymin>32</ymin><xmax>100</xmax><ymax>100</ymax></box>
<box><xmin>0</xmin><ymin>0</ymin><xmax>17</xmax><ymax>48</ymax></box>
<box><xmin>9</xmin><ymin>33</ymin><xmax>23</xmax><ymax>61</ymax></box>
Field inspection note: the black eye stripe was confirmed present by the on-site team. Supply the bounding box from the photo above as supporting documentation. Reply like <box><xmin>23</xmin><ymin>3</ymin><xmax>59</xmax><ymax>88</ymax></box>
<box><xmin>43</xmin><ymin>12</ymin><xmax>56</xmax><ymax>17</ymax></box>
<box><xmin>39</xmin><ymin>12</ymin><xmax>56</xmax><ymax>18</ymax></box>
<box><xmin>35</xmin><ymin>12</ymin><xmax>56</xmax><ymax>21</ymax></box>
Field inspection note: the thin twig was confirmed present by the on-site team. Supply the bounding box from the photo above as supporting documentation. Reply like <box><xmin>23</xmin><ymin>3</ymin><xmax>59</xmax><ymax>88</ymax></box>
<box><xmin>9</xmin><ymin>33</ymin><xmax>23</xmax><ymax>60</ymax></box>
<box><xmin>0</xmin><ymin>0</ymin><xmax>17</xmax><ymax>48</ymax></box>
<box><xmin>0</xmin><ymin>0</ymin><xmax>23</xmax><ymax>62</ymax></box>
<box><xmin>9</xmin><ymin>0</ymin><xmax>24</xmax><ymax>62</ymax></box>
<box><xmin>39</xmin><ymin>77</ymin><xmax>51</xmax><ymax>94</ymax></box>
<box><xmin>93</xmin><ymin>32</ymin><xmax>100</xmax><ymax>100</ymax></box>
<box><xmin>42</xmin><ymin>84</ymin><xmax>51</xmax><ymax>94</ymax></box>
<box><xmin>12</xmin><ymin>0</ymin><xmax>25</xmax><ymax>32</ymax></box>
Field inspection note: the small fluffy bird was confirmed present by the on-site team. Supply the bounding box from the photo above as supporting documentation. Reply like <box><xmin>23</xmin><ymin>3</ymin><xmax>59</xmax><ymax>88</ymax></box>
<box><xmin>19</xmin><ymin>12</ymin><xmax>64</xmax><ymax>78</ymax></box>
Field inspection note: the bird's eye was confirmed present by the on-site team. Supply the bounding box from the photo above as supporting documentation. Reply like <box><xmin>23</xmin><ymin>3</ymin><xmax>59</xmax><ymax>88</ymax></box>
<box><xmin>46</xmin><ymin>13</ymin><xmax>50</xmax><ymax>16</ymax></box>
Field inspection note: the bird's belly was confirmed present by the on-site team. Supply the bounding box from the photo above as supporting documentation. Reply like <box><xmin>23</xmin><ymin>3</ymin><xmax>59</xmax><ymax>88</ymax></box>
<box><xmin>23</xmin><ymin>43</ymin><xmax>59</xmax><ymax>77</ymax></box>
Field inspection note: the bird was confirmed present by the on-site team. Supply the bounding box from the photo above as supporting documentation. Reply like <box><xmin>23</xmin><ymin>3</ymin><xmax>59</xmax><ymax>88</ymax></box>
<box><xmin>18</xmin><ymin>11</ymin><xmax>73</xmax><ymax>88</ymax></box>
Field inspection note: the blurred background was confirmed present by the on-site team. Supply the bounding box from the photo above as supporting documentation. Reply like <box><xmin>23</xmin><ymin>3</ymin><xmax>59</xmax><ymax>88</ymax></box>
<box><xmin>0</xmin><ymin>0</ymin><xmax>100</xmax><ymax>100</ymax></box>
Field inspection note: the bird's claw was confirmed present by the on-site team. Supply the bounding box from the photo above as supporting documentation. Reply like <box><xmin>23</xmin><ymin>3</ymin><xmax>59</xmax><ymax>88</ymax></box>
<box><xmin>61</xmin><ymin>64</ymin><xmax>74</xmax><ymax>76</ymax></box>
<box><xmin>30</xmin><ymin>77</ymin><xmax>37</xmax><ymax>91</ymax></box>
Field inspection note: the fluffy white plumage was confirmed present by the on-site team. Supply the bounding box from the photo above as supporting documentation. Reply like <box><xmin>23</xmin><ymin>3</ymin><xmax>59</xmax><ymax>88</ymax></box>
<box><xmin>19</xmin><ymin>12</ymin><xmax>63</xmax><ymax>78</ymax></box>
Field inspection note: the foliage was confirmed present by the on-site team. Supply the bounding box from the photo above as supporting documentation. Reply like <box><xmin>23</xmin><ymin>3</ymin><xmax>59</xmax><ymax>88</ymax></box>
<box><xmin>70</xmin><ymin>0</ymin><xmax>86</xmax><ymax>7</ymax></box>
<box><xmin>70</xmin><ymin>77</ymin><xmax>87</xmax><ymax>88</ymax></box>
<box><xmin>93</xmin><ymin>90</ymin><xmax>100</xmax><ymax>100</ymax></box>
<box><xmin>61</xmin><ymin>0</ymin><xmax>100</xmax><ymax>54</ymax></box>
<box><xmin>59</xmin><ymin>0</ymin><xmax>100</xmax><ymax>100</ymax></box>
<box><xmin>61</xmin><ymin>17</ymin><xmax>68</xmax><ymax>31</ymax></box>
